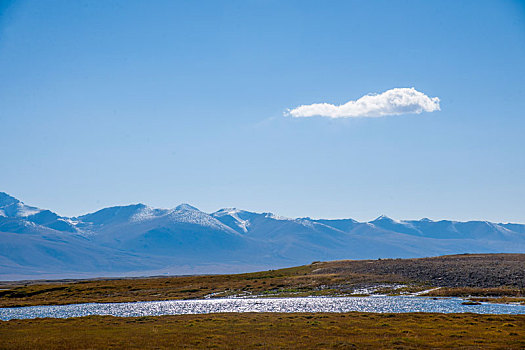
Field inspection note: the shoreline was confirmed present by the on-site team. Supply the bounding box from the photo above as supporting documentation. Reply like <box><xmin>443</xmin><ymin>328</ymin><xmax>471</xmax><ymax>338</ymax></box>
<box><xmin>2</xmin><ymin>254</ymin><xmax>523</xmax><ymax>308</ymax></box>
<box><xmin>3</xmin><ymin>292</ymin><xmax>524</xmax><ymax>310</ymax></box>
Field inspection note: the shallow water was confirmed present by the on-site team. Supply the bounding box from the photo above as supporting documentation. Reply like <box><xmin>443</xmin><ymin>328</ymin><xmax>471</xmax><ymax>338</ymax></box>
<box><xmin>1</xmin><ymin>296</ymin><xmax>524</xmax><ymax>321</ymax></box>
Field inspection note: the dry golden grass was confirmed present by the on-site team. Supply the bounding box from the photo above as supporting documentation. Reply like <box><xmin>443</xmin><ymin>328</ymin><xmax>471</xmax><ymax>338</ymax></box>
<box><xmin>1</xmin><ymin>254</ymin><xmax>523</xmax><ymax>308</ymax></box>
<box><xmin>0</xmin><ymin>313</ymin><xmax>523</xmax><ymax>349</ymax></box>
<box><xmin>0</xmin><ymin>264</ymin><xmax>411</xmax><ymax>308</ymax></box>
<box><xmin>0</xmin><ymin>265</ymin><xmax>331</xmax><ymax>307</ymax></box>
<box><xmin>426</xmin><ymin>287</ymin><xmax>524</xmax><ymax>297</ymax></box>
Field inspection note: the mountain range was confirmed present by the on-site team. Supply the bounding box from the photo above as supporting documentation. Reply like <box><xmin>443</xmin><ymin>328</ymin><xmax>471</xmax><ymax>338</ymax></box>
<box><xmin>1</xmin><ymin>192</ymin><xmax>524</xmax><ymax>280</ymax></box>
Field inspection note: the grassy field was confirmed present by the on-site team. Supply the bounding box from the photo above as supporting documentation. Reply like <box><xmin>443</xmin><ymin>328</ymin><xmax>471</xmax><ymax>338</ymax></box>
<box><xmin>1</xmin><ymin>254</ymin><xmax>523</xmax><ymax>308</ymax></box>
<box><xmin>1</xmin><ymin>254</ymin><xmax>523</xmax><ymax>349</ymax></box>
<box><xmin>1</xmin><ymin>313</ymin><xmax>523</xmax><ymax>349</ymax></box>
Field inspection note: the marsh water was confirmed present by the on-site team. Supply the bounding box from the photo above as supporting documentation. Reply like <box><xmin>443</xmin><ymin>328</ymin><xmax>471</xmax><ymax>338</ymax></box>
<box><xmin>1</xmin><ymin>296</ymin><xmax>524</xmax><ymax>320</ymax></box>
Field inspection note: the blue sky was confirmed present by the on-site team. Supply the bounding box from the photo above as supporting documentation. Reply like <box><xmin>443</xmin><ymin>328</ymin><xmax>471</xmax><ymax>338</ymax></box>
<box><xmin>1</xmin><ymin>0</ymin><xmax>524</xmax><ymax>222</ymax></box>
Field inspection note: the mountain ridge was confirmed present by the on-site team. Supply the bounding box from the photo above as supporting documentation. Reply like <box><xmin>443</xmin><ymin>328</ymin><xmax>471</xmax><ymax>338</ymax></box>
<box><xmin>1</xmin><ymin>191</ymin><xmax>524</xmax><ymax>280</ymax></box>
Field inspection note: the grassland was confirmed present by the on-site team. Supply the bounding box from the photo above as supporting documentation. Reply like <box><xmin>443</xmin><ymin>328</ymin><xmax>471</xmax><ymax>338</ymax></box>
<box><xmin>1</xmin><ymin>254</ymin><xmax>523</xmax><ymax>349</ymax></box>
<box><xmin>1</xmin><ymin>312</ymin><xmax>523</xmax><ymax>349</ymax></box>
<box><xmin>0</xmin><ymin>254</ymin><xmax>523</xmax><ymax>308</ymax></box>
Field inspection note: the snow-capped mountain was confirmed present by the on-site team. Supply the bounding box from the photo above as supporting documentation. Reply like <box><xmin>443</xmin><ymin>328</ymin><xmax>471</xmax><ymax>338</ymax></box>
<box><xmin>74</xmin><ymin>203</ymin><xmax>247</xmax><ymax>260</ymax></box>
<box><xmin>0</xmin><ymin>192</ymin><xmax>77</xmax><ymax>233</ymax></box>
<box><xmin>1</xmin><ymin>192</ymin><xmax>524</xmax><ymax>280</ymax></box>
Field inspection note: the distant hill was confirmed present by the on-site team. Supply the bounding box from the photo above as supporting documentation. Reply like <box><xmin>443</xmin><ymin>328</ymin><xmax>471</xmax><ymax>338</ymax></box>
<box><xmin>1</xmin><ymin>192</ymin><xmax>524</xmax><ymax>280</ymax></box>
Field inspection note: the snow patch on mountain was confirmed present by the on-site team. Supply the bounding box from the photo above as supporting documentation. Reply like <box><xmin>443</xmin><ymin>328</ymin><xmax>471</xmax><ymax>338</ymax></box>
<box><xmin>0</xmin><ymin>201</ymin><xmax>43</xmax><ymax>218</ymax></box>
<box><xmin>130</xmin><ymin>206</ymin><xmax>169</xmax><ymax>222</ymax></box>
<box><xmin>167</xmin><ymin>205</ymin><xmax>237</xmax><ymax>233</ymax></box>
<box><xmin>213</xmin><ymin>208</ymin><xmax>251</xmax><ymax>233</ymax></box>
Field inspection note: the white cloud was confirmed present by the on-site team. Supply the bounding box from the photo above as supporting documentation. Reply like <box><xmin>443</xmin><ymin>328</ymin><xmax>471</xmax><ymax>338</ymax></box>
<box><xmin>286</xmin><ymin>87</ymin><xmax>440</xmax><ymax>118</ymax></box>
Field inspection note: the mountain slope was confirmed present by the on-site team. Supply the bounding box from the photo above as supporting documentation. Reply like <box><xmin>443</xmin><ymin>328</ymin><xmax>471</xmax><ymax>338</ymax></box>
<box><xmin>0</xmin><ymin>193</ymin><xmax>77</xmax><ymax>233</ymax></box>
<box><xmin>0</xmin><ymin>192</ymin><xmax>524</xmax><ymax>280</ymax></box>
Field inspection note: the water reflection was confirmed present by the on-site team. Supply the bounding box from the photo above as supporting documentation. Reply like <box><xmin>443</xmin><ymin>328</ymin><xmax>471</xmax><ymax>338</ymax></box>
<box><xmin>1</xmin><ymin>296</ymin><xmax>524</xmax><ymax>321</ymax></box>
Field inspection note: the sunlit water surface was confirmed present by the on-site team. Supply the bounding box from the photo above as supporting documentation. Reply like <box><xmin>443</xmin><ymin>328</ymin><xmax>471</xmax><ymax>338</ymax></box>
<box><xmin>1</xmin><ymin>296</ymin><xmax>524</xmax><ymax>320</ymax></box>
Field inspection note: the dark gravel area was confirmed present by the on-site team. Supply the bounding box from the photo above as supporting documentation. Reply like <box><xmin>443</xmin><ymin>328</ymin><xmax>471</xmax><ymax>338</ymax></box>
<box><xmin>314</xmin><ymin>254</ymin><xmax>525</xmax><ymax>288</ymax></box>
